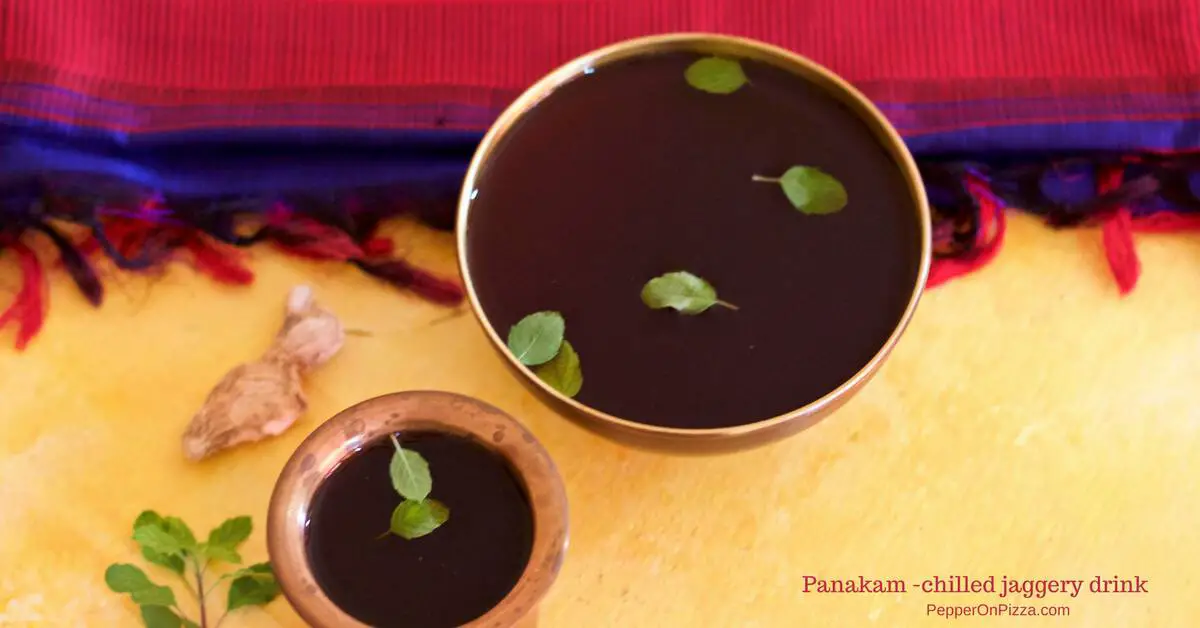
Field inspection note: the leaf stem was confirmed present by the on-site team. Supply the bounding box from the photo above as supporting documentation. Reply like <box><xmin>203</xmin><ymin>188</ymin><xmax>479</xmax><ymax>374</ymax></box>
<box><xmin>214</xmin><ymin>612</ymin><xmax>229</xmax><ymax>628</ymax></box>
<box><xmin>178</xmin><ymin>572</ymin><xmax>199</xmax><ymax>599</ymax></box>
<box><xmin>172</xmin><ymin>604</ymin><xmax>196</xmax><ymax>626</ymax></box>
<box><xmin>751</xmin><ymin>175</ymin><xmax>780</xmax><ymax>183</ymax></box>
<box><xmin>204</xmin><ymin>574</ymin><xmax>230</xmax><ymax>598</ymax></box>
<box><xmin>715</xmin><ymin>300</ymin><xmax>739</xmax><ymax>311</ymax></box>
<box><xmin>193</xmin><ymin>559</ymin><xmax>209</xmax><ymax>628</ymax></box>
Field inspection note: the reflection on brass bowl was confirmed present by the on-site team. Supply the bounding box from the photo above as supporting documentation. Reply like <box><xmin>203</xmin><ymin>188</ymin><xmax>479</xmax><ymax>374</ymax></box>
<box><xmin>266</xmin><ymin>391</ymin><xmax>568</xmax><ymax>628</ymax></box>
<box><xmin>456</xmin><ymin>33</ymin><xmax>931</xmax><ymax>453</ymax></box>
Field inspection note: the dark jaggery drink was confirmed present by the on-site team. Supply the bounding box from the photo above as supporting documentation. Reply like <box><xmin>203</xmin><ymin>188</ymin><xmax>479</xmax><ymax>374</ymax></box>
<box><xmin>305</xmin><ymin>432</ymin><xmax>534</xmax><ymax>628</ymax></box>
<box><xmin>465</xmin><ymin>51</ymin><xmax>922</xmax><ymax>429</ymax></box>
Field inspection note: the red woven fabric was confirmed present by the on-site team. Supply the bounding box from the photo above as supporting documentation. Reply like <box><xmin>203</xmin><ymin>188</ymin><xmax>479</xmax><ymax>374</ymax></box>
<box><xmin>4</xmin><ymin>0</ymin><xmax>1199</xmax><ymax>132</ymax></box>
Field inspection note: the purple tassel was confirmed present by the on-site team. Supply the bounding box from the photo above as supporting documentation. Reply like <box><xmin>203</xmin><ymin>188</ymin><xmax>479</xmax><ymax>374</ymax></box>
<box><xmin>34</xmin><ymin>221</ymin><xmax>103</xmax><ymax>306</ymax></box>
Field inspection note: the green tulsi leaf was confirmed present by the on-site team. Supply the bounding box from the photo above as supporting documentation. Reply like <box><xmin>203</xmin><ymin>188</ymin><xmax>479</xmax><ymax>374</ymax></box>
<box><xmin>641</xmin><ymin>271</ymin><xmax>737</xmax><ymax>315</ymax></box>
<box><xmin>132</xmin><ymin>525</ymin><xmax>187</xmax><ymax>559</ymax></box>
<box><xmin>389</xmin><ymin>435</ymin><xmax>432</xmax><ymax>502</ymax></box>
<box><xmin>105</xmin><ymin>564</ymin><xmax>176</xmax><ymax>607</ymax></box>
<box><xmin>196</xmin><ymin>542</ymin><xmax>241</xmax><ymax>565</ymax></box>
<box><xmin>753</xmin><ymin>166</ymin><xmax>848</xmax><ymax>215</ymax></box>
<box><xmin>534</xmin><ymin>339</ymin><xmax>583</xmax><ymax>397</ymax></box>
<box><xmin>132</xmin><ymin>510</ymin><xmax>166</xmax><ymax>530</ymax></box>
<box><xmin>140</xmin><ymin>605</ymin><xmax>183</xmax><ymax>628</ymax></box>
<box><xmin>506</xmin><ymin>311</ymin><xmax>566</xmax><ymax>366</ymax></box>
<box><xmin>130</xmin><ymin>585</ymin><xmax>176</xmax><ymax>607</ymax></box>
<box><xmin>685</xmin><ymin>57</ymin><xmax>747</xmax><ymax>94</ymax></box>
<box><xmin>390</xmin><ymin>499</ymin><xmax>450</xmax><ymax>540</ymax></box>
<box><xmin>110</xmin><ymin>512</ymin><xmax>277</xmax><ymax>628</ymax></box>
<box><xmin>227</xmin><ymin>566</ymin><xmax>281</xmax><ymax>612</ymax></box>
<box><xmin>206</xmin><ymin>516</ymin><xmax>252</xmax><ymax>550</ymax></box>
<box><xmin>162</xmin><ymin>517</ymin><xmax>197</xmax><ymax>549</ymax></box>
<box><xmin>229</xmin><ymin>562</ymin><xmax>274</xmax><ymax>581</ymax></box>
<box><xmin>132</xmin><ymin>511</ymin><xmax>186</xmax><ymax>574</ymax></box>
<box><xmin>105</xmin><ymin>564</ymin><xmax>156</xmax><ymax>594</ymax></box>
<box><xmin>198</xmin><ymin>516</ymin><xmax>251</xmax><ymax>564</ymax></box>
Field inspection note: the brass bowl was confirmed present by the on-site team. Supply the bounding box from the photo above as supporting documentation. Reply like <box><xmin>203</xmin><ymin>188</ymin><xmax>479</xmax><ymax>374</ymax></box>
<box><xmin>456</xmin><ymin>33</ymin><xmax>931</xmax><ymax>454</ymax></box>
<box><xmin>266</xmin><ymin>391</ymin><xmax>568</xmax><ymax>628</ymax></box>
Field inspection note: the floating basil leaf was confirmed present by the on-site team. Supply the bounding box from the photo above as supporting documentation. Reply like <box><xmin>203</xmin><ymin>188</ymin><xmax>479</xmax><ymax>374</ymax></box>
<box><xmin>506</xmin><ymin>311</ymin><xmax>566</xmax><ymax>366</ymax></box>
<box><xmin>390</xmin><ymin>499</ymin><xmax>450</xmax><ymax>540</ymax></box>
<box><xmin>534</xmin><ymin>340</ymin><xmax>583</xmax><ymax>398</ymax></box>
<box><xmin>753</xmin><ymin>166</ymin><xmax>848</xmax><ymax>215</ymax></box>
<box><xmin>641</xmin><ymin>271</ymin><xmax>737</xmax><ymax>315</ymax></box>
<box><xmin>685</xmin><ymin>57</ymin><xmax>747</xmax><ymax>94</ymax></box>
<box><xmin>388</xmin><ymin>434</ymin><xmax>433</xmax><ymax>502</ymax></box>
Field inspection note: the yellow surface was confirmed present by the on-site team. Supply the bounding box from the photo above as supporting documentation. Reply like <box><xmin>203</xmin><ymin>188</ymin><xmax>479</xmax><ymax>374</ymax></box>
<box><xmin>2</xmin><ymin>213</ymin><xmax>1198</xmax><ymax>627</ymax></box>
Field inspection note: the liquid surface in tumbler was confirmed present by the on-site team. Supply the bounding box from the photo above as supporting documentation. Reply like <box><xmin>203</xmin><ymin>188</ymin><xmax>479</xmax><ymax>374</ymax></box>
<box><xmin>306</xmin><ymin>432</ymin><xmax>534</xmax><ymax>628</ymax></box>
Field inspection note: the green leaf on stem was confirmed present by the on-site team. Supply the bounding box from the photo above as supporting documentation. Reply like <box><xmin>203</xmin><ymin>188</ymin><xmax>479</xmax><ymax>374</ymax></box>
<box><xmin>132</xmin><ymin>526</ymin><xmax>187</xmax><ymax>558</ymax></box>
<box><xmin>207</xmin><ymin>516</ymin><xmax>252</xmax><ymax>550</ymax></box>
<box><xmin>196</xmin><ymin>542</ymin><xmax>241</xmax><ymax>565</ymax></box>
<box><xmin>139</xmin><ymin>604</ymin><xmax>186</xmax><ymax>628</ymax></box>
<box><xmin>132</xmin><ymin>511</ymin><xmax>186</xmax><ymax>574</ymax></box>
<box><xmin>229</xmin><ymin>562</ymin><xmax>274</xmax><ymax>581</ymax></box>
<box><xmin>105</xmin><ymin>564</ymin><xmax>156</xmax><ymax>593</ymax></box>
<box><xmin>227</xmin><ymin>567</ymin><xmax>280</xmax><ymax>611</ymax></box>
<box><xmin>162</xmin><ymin>517</ymin><xmax>197</xmax><ymax>548</ymax></box>
<box><xmin>105</xmin><ymin>564</ymin><xmax>176</xmax><ymax>607</ymax></box>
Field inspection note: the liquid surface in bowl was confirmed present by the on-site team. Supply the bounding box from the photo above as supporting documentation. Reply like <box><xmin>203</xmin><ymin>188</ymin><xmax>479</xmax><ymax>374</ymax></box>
<box><xmin>466</xmin><ymin>50</ymin><xmax>923</xmax><ymax>429</ymax></box>
<box><xmin>305</xmin><ymin>432</ymin><xmax>534</xmax><ymax>628</ymax></box>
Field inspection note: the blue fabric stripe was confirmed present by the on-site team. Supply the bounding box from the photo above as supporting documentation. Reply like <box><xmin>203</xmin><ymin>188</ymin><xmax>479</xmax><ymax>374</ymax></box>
<box><xmin>0</xmin><ymin>121</ymin><xmax>480</xmax><ymax>196</ymax></box>
<box><xmin>5</xmin><ymin>116</ymin><xmax>1200</xmax><ymax>197</ymax></box>
<box><xmin>903</xmin><ymin>120</ymin><xmax>1200</xmax><ymax>155</ymax></box>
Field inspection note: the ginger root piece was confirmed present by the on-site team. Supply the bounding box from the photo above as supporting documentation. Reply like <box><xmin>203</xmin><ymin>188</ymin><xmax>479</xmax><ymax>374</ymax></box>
<box><xmin>182</xmin><ymin>285</ymin><xmax>346</xmax><ymax>461</ymax></box>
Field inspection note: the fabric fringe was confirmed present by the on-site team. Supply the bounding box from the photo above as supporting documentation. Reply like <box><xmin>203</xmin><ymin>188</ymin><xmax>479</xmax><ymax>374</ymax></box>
<box><xmin>920</xmin><ymin>152</ymin><xmax>1200</xmax><ymax>296</ymax></box>
<box><xmin>0</xmin><ymin>176</ymin><xmax>465</xmax><ymax>350</ymax></box>
<box><xmin>4</xmin><ymin>153</ymin><xmax>1200</xmax><ymax>349</ymax></box>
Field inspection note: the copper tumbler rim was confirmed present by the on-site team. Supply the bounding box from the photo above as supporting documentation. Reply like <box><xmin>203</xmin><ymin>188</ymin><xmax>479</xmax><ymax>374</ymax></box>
<box><xmin>266</xmin><ymin>390</ymin><xmax>569</xmax><ymax>627</ymax></box>
<box><xmin>454</xmin><ymin>33</ymin><xmax>932</xmax><ymax>452</ymax></box>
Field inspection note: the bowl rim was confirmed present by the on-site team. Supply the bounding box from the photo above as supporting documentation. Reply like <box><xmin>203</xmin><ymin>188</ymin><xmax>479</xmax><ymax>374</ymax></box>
<box><xmin>266</xmin><ymin>390</ymin><xmax>569</xmax><ymax>627</ymax></box>
<box><xmin>455</xmin><ymin>32</ymin><xmax>932</xmax><ymax>440</ymax></box>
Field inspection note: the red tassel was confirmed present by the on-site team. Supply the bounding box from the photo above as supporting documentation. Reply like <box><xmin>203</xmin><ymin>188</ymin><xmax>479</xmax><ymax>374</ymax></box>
<box><xmin>0</xmin><ymin>242</ymin><xmax>47</xmax><ymax>351</ymax></box>
<box><xmin>927</xmin><ymin>177</ymin><xmax>1007</xmax><ymax>288</ymax></box>
<box><xmin>266</xmin><ymin>218</ymin><xmax>365</xmax><ymax>261</ymax></box>
<box><xmin>88</xmin><ymin>215</ymin><xmax>174</xmax><ymax>263</ymax></box>
<box><xmin>355</xmin><ymin>259</ymin><xmax>465</xmax><ymax>305</ymax></box>
<box><xmin>1098</xmin><ymin>167</ymin><xmax>1141</xmax><ymax>295</ymax></box>
<box><xmin>1102</xmin><ymin>209</ymin><xmax>1140</xmax><ymax>295</ymax></box>
<box><xmin>1131</xmin><ymin>212</ymin><xmax>1200</xmax><ymax>233</ymax></box>
<box><xmin>184</xmin><ymin>234</ymin><xmax>254</xmax><ymax>285</ymax></box>
<box><xmin>361</xmin><ymin>237</ymin><xmax>395</xmax><ymax>257</ymax></box>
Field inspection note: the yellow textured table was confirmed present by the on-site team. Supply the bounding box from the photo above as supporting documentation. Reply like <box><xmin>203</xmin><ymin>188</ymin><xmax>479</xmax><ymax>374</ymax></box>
<box><xmin>2</xmin><ymin>213</ymin><xmax>1198</xmax><ymax>627</ymax></box>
